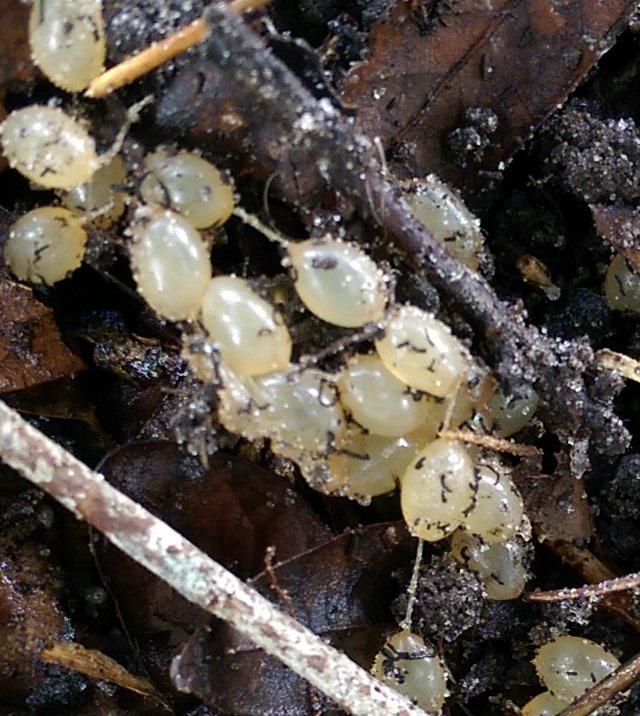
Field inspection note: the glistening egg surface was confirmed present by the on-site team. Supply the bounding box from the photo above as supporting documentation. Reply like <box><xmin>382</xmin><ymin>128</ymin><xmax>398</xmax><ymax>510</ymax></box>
<box><xmin>29</xmin><ymin>0</ymin><xmax>105</xmax><ymax>92</ymax></box>
<box><xmin>140</xmin><ymin>150</ymin><xmax>234</xmax><ymax>229</ymax></box>
<box><xmin>200</xmin><ymin>276</ymin><xmax>291</xmax><ymax>375</ymax></box>
<box><xmin>4</xmin><ymin>207</ymin><xmax>87</xmax><ymax>284</ymax></box>
<box><xmin>400</xmin><ymin>438</ymin><xmax>475</xmax><ymax>541</ymax></box>
<box><xmin>287</xmin><ymin>238</ymin><xmax>388</xmax><ymax>327</ymax></box>
<box><xmin>1</xmin><ymin>106</ymin><xmax>99</xmax><ymax>189</ymax></box>
<box><xmin>337</xmin><ymin>353</ymin><xmax>430</xmax><ymax>437</ymax></box>
<box><xmin>375</xmin><ymin>305</ymin><xmax>467</xmax><ymax>397</ymax></box>
<box><xmin>130</xmin><ymin>209</ymin><xmax>211</xmax><ymax>320</ymax></box>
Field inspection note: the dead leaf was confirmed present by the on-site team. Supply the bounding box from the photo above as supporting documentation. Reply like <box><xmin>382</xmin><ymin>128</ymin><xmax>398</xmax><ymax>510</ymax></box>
<box><xmin>513</xmin><ymin>450</ymin><xmax>594</xmax><ymax>544</ymax></box>
<box><xmin>0</xmin><ymin>279</ymin><xmax>85</xmax><ymax>393</ymax></box>
<box><xmin>591</xmin><ymin>203</ymin><xmax>640</xmax><ymax>271</ymax></box>
<box><xmin>97</xmin><ymin>442</ymin><xmax>333</xmax><ymax>697</ymax></box>
<box><xmin>171</xmin><ymin>522</ymin><xmax>415</xmax><ymax>715</ymax></box>
<box><xmin>341</xmin><ymin>0</ymin><xmax>636</xmax><ymax>184</ymax></box>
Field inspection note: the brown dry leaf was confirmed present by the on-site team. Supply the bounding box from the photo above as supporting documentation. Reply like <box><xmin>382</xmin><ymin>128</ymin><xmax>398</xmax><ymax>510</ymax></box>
<box><xmin>98</xmin><ymin>442</ymin><xmax>333</xmax><ymax>697</ymax></box>
<box><xmin>171</xmin><ymin>522</ymin><xmax>414</xmax><ymax>715</ymax></box>
<box><xmin>0</xmin><ymin>279</ymin><xmax>85</xmax><ymax>393</ymax></box>
<box><xmin>0</xmin><ymin>535</ymin><xmax>68</xmax><ymax>705</ymax></box>
<box><xmin>591</xmin><ymin>203</ymin><xmax>640</xmax><ymax>271</ymax></box>
<box><xmin>341</xmin><ymin>0</ymin><xmax>636</xmax><ymax>184</ymax></box>
<box><xmin>513</xmin><ymin>451</ymin><xmax>594</xmax><ymax>544</ymax></box>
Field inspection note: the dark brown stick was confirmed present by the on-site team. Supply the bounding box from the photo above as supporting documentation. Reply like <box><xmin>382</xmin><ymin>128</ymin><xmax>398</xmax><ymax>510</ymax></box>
<box><xmin>159</xmin><ymin>1</ymin><xmax>627</xmax><ymax>454</ymax></box>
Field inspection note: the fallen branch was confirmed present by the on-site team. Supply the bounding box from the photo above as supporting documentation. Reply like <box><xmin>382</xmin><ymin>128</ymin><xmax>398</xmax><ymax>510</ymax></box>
<box><xmin>153</xmin><ymin>1</ymin><xmax>628</xmax><ymax>454</ymax></box>
<box><xmin>0</xmin><ymin>398</ymin><xmax>429</xmax><ymax>716</ymax></box>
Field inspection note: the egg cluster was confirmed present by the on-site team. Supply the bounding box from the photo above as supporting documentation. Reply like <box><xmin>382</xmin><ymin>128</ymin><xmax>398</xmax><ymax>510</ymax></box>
<box><xmin>1</xmin><ymin>6</ymin><xmax>543</xmax><ymax>710</ymax></box>
<box><xmin>522</xmin><ymin>636</ymin><xmax>620</xmax><ymax>715</ymax></box>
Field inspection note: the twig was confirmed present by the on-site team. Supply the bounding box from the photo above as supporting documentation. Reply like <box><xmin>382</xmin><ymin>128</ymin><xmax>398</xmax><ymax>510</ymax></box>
<box><xmin>597</xmin><ymin>348</ymin><xmax>640</xmax><ymax>384</ymax></box>
<box><xmin>86</xmin><ymin>0</ymin><xmax>270</xmax><ymax>98</ymax></box>
<box><xmin>162</xmin><ymin>1</ymin><xmax>627</xmax><ymax>455</ymax></box>
<box><xmin>537</xmin><ymin>540</ymin><xmax>640</xmax><ymax>633</ymax></box>
<box><xmin>438</xmin><ymin>429</ymin><xmax>540</xmax><ymax>457</ymax></box>
<box><xmin>40</xmin><ymin>642</ymin><xmax>156</xmax><ymax>697</ymax></box>
<box><xmin>525</xmin><ymin>572</ymin><xmax>640</xmax><ymax>602</ymax></box>
<box><xmin>555</xmin><ymin>652</ymin><xmax>640</xmax><ymax>716</ymax></box>
<box><xmin>0</xmin><ymin>399</ymin><xmax>429</xmax><ymax>716</ymax></box>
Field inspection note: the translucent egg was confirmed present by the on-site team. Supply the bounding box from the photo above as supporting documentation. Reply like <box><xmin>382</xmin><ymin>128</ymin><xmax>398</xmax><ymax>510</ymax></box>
<box><xmin>400</xmin><ymin>438</ymin><xmax>475</xmax><ymax>541</ymax></box>
<box><xmin>375</xmin><ymin>305</ymin><xmax>468</xmax><ymax>397</ymax></box>
<box><xmin>521</xmin><ymin>691</ymin><xmax>568</xmax><ymax>716</ymax></box>
<box><xmin>29</xmin><ymin>0</ymin><xmax>106</xmax><ymax>92</ymax></box>
<box><xmin>337</xmin><ymin>354</ymin><xmax>431</xmax><ymax>437</ymax></box>
<box><xmin>450</xmin><ymin>532</ymin><xmax>528</xmax><ymax>599</ymax></box>
<box><xmin>257</xmin><ymin>369</ymin><xmax>346</xmax><ymax>455</ymax></box>
<box><xmin>200</xmin><ymin>276</ymin><xmax>292</xmax><ymax>376</ymax></box>
<box><xmin>463</xmin><ymin>465</ymin><xmax>524</xmax><ymax>543</ymax></box>
<box><xmin>139</xmin><ymin>149</ymin><xmax>234</xmax><ymax>229</ymax></box>
<box><xmin>129</xmin><ymin>209</ymin><xmax>211</xmax><ymax>320</ymax></box>
<box><xmin>1</xmin><ymin>106</ymin><xmax>100</xmax><ymax>190</ymax></box>
<box><xmin>371</xmin><ymin>630</ymin><xmax>448</xmax><ymax>713</ymax></box>
<box><xmin>405</xmin><ymin>174</ymin><xmax>484</xmax><ymax>271</ymax></box>
<box><xmin>325</xmin><ymin>421</ymin><xmax>438</xmax><ymax>499</ymax></box>
<box><xmin>533</xmin><ymin>636</ymin><xmax>620</xmax><ymax>702</ymax></box>
<box><xmin>4</xmin><ymin>207</ymin><xmax>87</xmax><ymax>284</ymax></box>
<box><xmin>604</xmin><ymin>253</ymin><xmax>640</xmax><ymax>313</ymax></box>
<box><xmin>447</xmin><ymin>362</ymin><xmax>495</xmax><ymax>432</ymax></box>
<box><xmin>62</xmin><ymin>155</ymin><xmax>127</xmax><ymax>228</ymax></box>
<box><xmin>488</xmin><ymin>384</ymin><xmax>539</xmax><ymax>437</ymax></box>
<box><xmin>216</xmin><ymin>363</ymin><xmax>346</xmax><ymax>456</ymax></box>
<box><xmin>286</xmin><ymin>238</ymin><xmax>389</xmax><ymax>327</ymax></box>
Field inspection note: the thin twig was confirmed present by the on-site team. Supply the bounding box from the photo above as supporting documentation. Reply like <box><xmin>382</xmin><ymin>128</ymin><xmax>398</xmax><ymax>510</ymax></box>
<box><xmin>525</xmin><ymin>572</ymin><xmax>640</xmax><ymax>602</ymax></box>
<box><xmin>556</xmin><ymin>652</ymin><xmax>640</xmax><ymax>716</ymax></box>
<box><xmin>0</xmin><ymin>399</ymin><xmax>430</xmax><ymax>716</ymax></box>
<box><xmin>86</xmin><ymin>0</ymin><xmax>270</xmax><ymax>99</ymax></box>
<box><xmin>438</xmin><ymin>429</ymin><xmax>540</xmax><ymax>457</ymax></box>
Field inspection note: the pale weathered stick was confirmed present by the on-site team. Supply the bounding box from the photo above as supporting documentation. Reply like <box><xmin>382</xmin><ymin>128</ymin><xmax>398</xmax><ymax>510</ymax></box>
<box><xmin>0</xmin><ymin>399</ymin><xmax>428</xmax><ymax>716</ymax></box>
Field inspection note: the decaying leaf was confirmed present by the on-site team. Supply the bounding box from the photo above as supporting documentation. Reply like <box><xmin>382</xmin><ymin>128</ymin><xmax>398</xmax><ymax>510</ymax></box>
<box><xmin>341</xmin><ymin>0</ymin><xmax>636</xmax><ymax>183</ymax></box>
<box><xmin>0</xmin><ymin>279</ymin><xmax>85</xmax><ymax>393</ymax></box>
<box><xmin>172</xmin><ymin>522</ymin><xmax>415</xmax><ymax>715</ymax></box>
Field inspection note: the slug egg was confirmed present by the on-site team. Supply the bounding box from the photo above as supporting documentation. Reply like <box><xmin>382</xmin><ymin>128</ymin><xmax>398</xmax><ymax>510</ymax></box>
<box><xmin>337</xmin><ymin>353</ymin><xmax>431</xmax><ymax>437</ymax></box>
<box><xmin>216</xmin><ymin>363</ymin><xmax>346</xmax><ymax>456</ymax></box>
<box><xmin>462</xmin><ymin>464</ymin><xmax>524</xmax><ymax>543</ymax></box>
<box><xmin>286</xmin><ymin>237</ymin><xmax>389</xmax><ymax>327</ymax></box>
<box><xmin>400</xmin><ymin>438</ymin><xmax>475</xmax><ymax>541</ymax></box>
<box><xmin>488</xmin><ymin>384</ymin><xmax>539</xmax><ymax>437</ymax></box>
<box><xmin>4</xmin><ymin>206</ymin><xmax>87</xmax><ymax>284</ymax></box>
<box><xmin>533</xmin><ymin>636</ymin><xmax>620</xmax><ymax>702</ymax></box>
<box><xmin>139</xmin><ymin>149</ymin><xmax>234</xmax><ymax>229</ymax></box>
<box><xmin>375</xmin><ymin>305</ymin><xmax>468</xmax><ymax>397</ymax></box>
<box><xmin>405</xmin><ymin>174</ymin><xmax>484</xmax><ymax>271</ymax></box>
<box><xmin>129</xmin><ymin>209</ymin><xmax>212</xmax><ymax>321</ymax></box>
<box><xmin>450</xmin><ymin>532</ymin><xmax>528</xmax><ymax>599</ymax></box>
<box><xmin>324</xmin><ymin>420</ymin><xmax>439</xmax><ymax>500</ymax></box>
<box><xmin>200</xmin><ymin>275</ymin><xmax>292</xmax><ymax>376</ymax></box>
<box><xmin>604</xmin><ymin>253</ymin><xmax>640</xmax><ymax>312</ymax></box>
<box><xmin>1</xmin><ymin>106</ymin><xmax>99</xmax><ymax>190</ymax></box>
<box><xmin>371</xmin><ymin>630</ymin><xmax>448</xmax><ymax>713</ymax></box>
<box><xmin>520</xmin><ymin>691</ymin><xmax>568</xmax><ymax>716</ymax></box>
<box><xmin>29</xmin><ymin>0</ymin><xmax>106</xmax><ymax>92</ymax></box>
<box><xmin>62</xmin><ymin>155</ymin><xmax>127</xmax><ymax>228</ymax></box>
